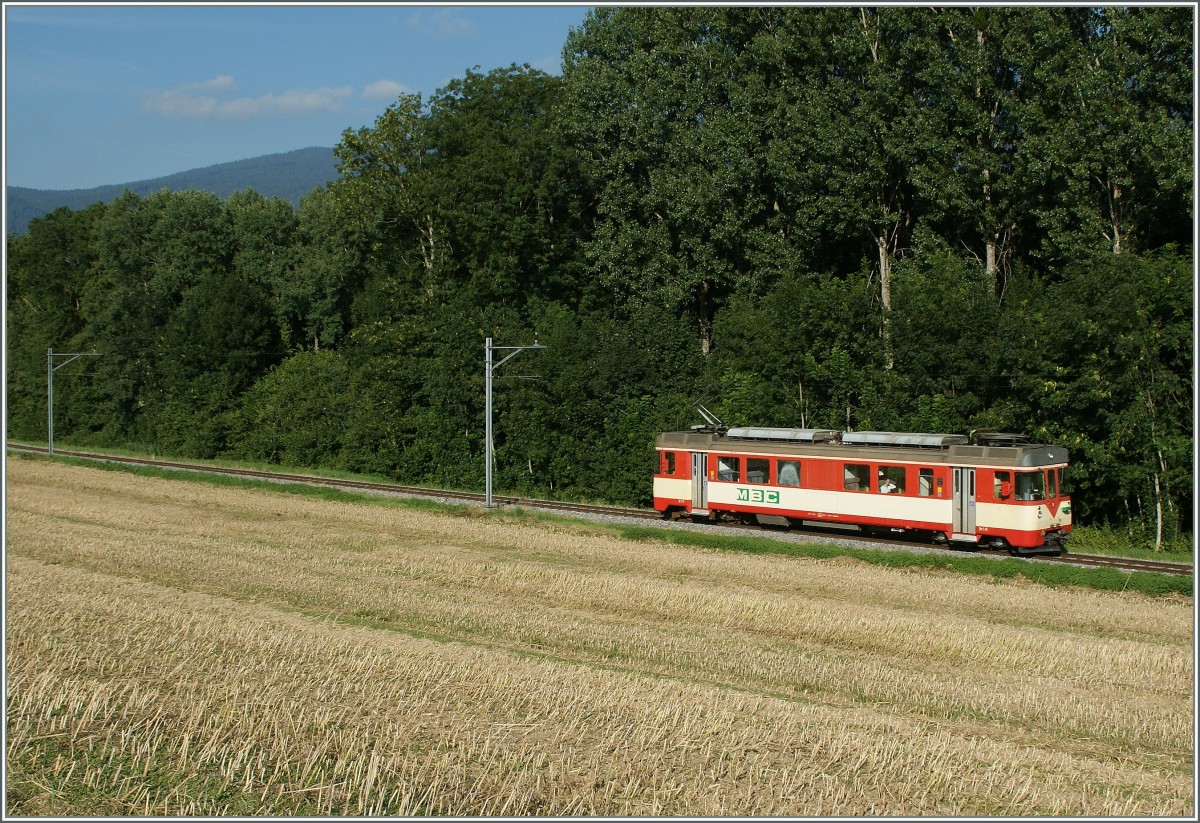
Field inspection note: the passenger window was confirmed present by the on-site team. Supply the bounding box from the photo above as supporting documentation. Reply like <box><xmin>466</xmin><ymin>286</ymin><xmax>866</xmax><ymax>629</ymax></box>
<box><xmin>746</xmin><ymin>458</ymin><xmax>769</xmax><ymax>485</ymax></box>
<box><xmin>716</xmin><ymin>456</ymin><xmax>740</xmax><ymax>482</ymax></box>
<box><xmin>878</xmin><ymin>465</ymin><xmax>905</xmax><ymax>494</ymax></box>
<box><xmin>1047</xmin><ymin>469</ymin><xmax>1057</xmax><ymax>498</ymax></box>
<box><xmin>994</xmin><ymin>471</ymin><xmax>1012</xmax><ymax>500</ymax></box>
<box><xmin>1015</xmin><ymin>471</ymin><xmax>1045</xmax><ymax>501</ymax></box>
<box><xmin>918</xmin><ymin>468</ymin><xmax>934</xmax><ymax>497</ymax></box>
<box><xmin>844</xmin><ymin>464</ymin><xmax>870</xmax><ymax>492</ymax></box>
<box><xmin>777</xmin><ymin>460</ymin><xmax>801</xmax><ymax>487</ymax></box>
<box><xmin>663</xmin><ymin>452</ymin><xmax>676</xmax><ymax>476</ymax></box>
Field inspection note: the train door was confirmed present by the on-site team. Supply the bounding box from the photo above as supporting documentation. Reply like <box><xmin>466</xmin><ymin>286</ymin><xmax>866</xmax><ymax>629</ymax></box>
<box><xmin>690</xmin><ymin>452</ymin><xmax>708</xmax><ymax>514</ymax></box>
<box><xmin>952</xmin><ymin>467</ymin><xmax>977</xmax><ymax>541</ymax></box>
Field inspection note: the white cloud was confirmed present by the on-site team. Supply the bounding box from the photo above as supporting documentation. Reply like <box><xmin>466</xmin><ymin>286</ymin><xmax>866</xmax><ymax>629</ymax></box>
<box><xmin>406</xmin><ymin>8</ymin><xmax>477</xmax><ymax>39</ymax></box>
<box><xmin>361</xmin><ymin>79</ymin><xmax>410</xmax><ymax>101</ymax></box>
<box><xmin>143</xmin><ymin>77</ymin><xmax>353</xmax><ymax>120</ymax></box>
<box><xmin>221</xmin><ymin>87</ymin><xmax>354</xmax><ymax>118</ymax></box>
<box><xmin>187</xmin><ymin>75</ymin><xmax>237</xmax><ymax>92</ymax></box>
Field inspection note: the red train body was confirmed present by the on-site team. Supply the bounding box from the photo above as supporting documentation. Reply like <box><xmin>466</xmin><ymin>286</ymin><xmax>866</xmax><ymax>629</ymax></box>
<box><xmin>652</xmin><ymin>423</ymin><xmax>1071</xmax><ymax>554</ymax></box>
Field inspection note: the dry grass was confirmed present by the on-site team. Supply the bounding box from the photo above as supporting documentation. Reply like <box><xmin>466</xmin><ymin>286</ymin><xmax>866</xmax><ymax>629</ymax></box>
<box><xmin>5</xmin><ymin>457</ymin><xmax>1194</xmax><ymax>816</ymax></box>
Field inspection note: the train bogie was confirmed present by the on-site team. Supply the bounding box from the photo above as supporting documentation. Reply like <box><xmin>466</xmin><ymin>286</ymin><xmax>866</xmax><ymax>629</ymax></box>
<box><xmin>652</xmin><ymin>424</ymin><xmax>1071</xmax><ymax>554</ymax></box>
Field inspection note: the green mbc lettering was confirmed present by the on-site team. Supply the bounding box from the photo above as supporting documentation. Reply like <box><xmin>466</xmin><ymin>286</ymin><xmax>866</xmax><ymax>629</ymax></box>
<box><xmin>737</xmin><ymin>488</ymin><xmax>780</xmax><ymax>505</ymax></box>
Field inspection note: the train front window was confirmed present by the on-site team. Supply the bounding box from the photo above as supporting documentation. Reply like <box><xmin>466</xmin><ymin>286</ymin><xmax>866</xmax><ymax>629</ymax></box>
<box><xmin>1015</xmin><ymin>471</ymin><xmax>1046</xmax><ymax>501</ymax></box>
<box><xmin>716</xmin><ymin>456</ymin><xmax>740</xmax><ymax>482</ymax></box>
<box><xmin>1047</xmin><ymin>469</ymin><xmax>1057</xmax><ymax>498</ymax></box>
<box><xmin>1058</xmin><ymin>468</ymin><xmax>1070</xmax><ymax>495</ymax></box>
<box><xmin>746</xmin><ymin>458</ymin><xmax>769</xmax><ymax>484</ymax></box>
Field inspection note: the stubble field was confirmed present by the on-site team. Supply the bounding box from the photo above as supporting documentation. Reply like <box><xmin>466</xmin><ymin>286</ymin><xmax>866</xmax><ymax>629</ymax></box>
<box><xmin>4</xmin><ymin>457</ymin><xmax>1194</xmax><ymax>816</ymax></box>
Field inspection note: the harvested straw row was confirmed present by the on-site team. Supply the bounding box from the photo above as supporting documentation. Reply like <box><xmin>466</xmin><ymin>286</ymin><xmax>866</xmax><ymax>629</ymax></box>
<box><xmin>6</xmin><ymin>557</ymin><xmax>1192</xmax><ymax>817</ymax></box>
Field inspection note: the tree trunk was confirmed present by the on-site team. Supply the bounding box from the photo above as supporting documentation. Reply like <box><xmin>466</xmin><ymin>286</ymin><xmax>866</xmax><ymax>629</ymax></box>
<box><xmin>1153</xmin><ymin>471</ymin><xmax>1163</xmax><ymax>552</ymax></box>
<box><xmin>420</xmin><ymin>214</ymin><xmax>438</xmax><ymax>296</ymax></box>
<box><xmin>1157</xmin><ymin>447</ymin><xmax>1174</xmax><ymax>516</ymax></box>
<box><xmin>877</xmin><ymin>231</ymin><xmax>894</xmax><ymax>370</ymax></box>
<box><xmin>1111</xmin><ymin>183</ymin><xmax>1123</xmax><ymax>255</ymax></box>
<box><xmin>1103</xmin><ymin>180</ymin><xmax>1124</xmax><ymax>254</ymax></box>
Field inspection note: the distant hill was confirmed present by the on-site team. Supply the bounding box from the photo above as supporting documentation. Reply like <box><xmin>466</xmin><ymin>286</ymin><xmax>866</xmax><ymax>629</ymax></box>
<box><xmin>6</xmin><ymin>146</ymin><xmax>338</xmax><ymax>235</ymax></box>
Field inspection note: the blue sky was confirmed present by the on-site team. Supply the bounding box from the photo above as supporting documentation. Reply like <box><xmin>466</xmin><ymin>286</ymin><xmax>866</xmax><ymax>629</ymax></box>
<box><xmin>4</xmin><ymin>3</ymin><xmax>594</xmax><ymax>190</ymax></box>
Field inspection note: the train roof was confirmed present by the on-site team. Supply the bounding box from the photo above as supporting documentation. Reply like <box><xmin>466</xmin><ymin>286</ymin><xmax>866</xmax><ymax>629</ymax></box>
<box><xmin>656</xmin><ymin>427</ymin><xmax>1069</xmax><ymax>468</ymax></box>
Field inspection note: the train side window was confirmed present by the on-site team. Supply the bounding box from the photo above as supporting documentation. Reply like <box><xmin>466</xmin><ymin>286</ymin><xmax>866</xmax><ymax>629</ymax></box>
<box><xmin>746</xmin><ymin>458</ymin><xmax>769</xmax><ymax>484</ymax></box>
<box><xmin>716</xmin><ymin>456</ymin><xmax>740</xmax><ymax>482</ymax></box>
<box><xmin>1015</xmin><ymin>471</ymin><xmax>1045</xmax><ymax>501</ymax></box>
<box><xmin>918</xmin><ymin>468</ymin><xmax>934</xmax><ymax>497</ymax></box>
<box><xmin>994</xmin><ymin>471</ymin><xmax>1012</xmax><ymax>500</ymax></box>
<box><xmin>844</xmin><ymin>463</ymin><xmax>870</xmax><ymax>492</ymax></box>
<box><xmin>777</xmin><ymin>460</ymin><xmax>801</xmax><ymax>487</ymax></box>
<box><xmin>662</xmin><ymin>452</ymin><xmax>676</xmax><ymax>476</ymax></box>
<box><xmin>1047</xmin><ymin>469</ymin><xmax>1057</xmax><ymax>498</ymax></box>
<box><xmin>878</xmin><ymin>465</ymin><xmax>905</xmax><ymax>494</ymax></box>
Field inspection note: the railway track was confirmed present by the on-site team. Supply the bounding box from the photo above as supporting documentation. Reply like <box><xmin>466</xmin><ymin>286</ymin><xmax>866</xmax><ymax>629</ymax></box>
<box><xmin>1022</xmin><ymin>551</ymin><xmax>1194</xmax><ymax>576</ymax></box>
<box><xmin>9</xmin><ymin>443</ymin><xmax>1192</xmax><ymax>578</ymax></box>
<box><xmin>5</xmin><ymin>444</ymin><xmax>664</xmax><ymax>521</ymax></box>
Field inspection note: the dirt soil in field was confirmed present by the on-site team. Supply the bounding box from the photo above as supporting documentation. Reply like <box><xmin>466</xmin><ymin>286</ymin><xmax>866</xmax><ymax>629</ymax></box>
<box><xmin>5</xmin><ymin>457</ymin><xmax>1194</xmax><ymax>816</ymax></box>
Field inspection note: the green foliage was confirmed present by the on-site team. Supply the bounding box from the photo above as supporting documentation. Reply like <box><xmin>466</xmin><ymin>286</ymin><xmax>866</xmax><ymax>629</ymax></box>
<box><xmin>707</xmin><ymin>272</ymin><xmax>878</xmax><ymax>430</ymax></box>
<box><xmin>283</xmin><ymin>188</ymin><xmax>368</xmax><ymax>351</ymax></box>
<box><xmin>498</xmin><ymin>302</ymin><xmax>705</xmax><ymax>505</ymax></box>
<box><xmin>559</xmin><ymin>7</ymin><xmax>781</xmax><ymax>352</ymax></box>
<box><xmin>1019</xmin><ymin>249</ymin><xmax>1193</xmax><ymax>536</ymax></box>
<box><xmin>1069</xmin><ymin>524</ymin><xmax>1193</xmax><ymax>563</ymax></box>
<box><xmin>5</xmin><ymin>204</ymin><xmax>105</xmax><ymax>439</ymax></box>
<box><xmin>226</xmin><ymin>350</ymin><xmax>352</xmax><ymax>469</ymax></box>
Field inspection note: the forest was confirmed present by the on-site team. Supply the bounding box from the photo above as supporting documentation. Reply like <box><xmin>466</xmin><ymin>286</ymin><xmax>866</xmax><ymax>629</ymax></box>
<box><xmin>5</xmin><ymin>6</ymin><xmax>1193</xmax><ymax>549</ymax></box>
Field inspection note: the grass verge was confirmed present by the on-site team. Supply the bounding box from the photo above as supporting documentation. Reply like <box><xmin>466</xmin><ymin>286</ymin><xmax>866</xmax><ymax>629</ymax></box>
<box><xmin>610</xmin><ymin>525</ymin><xmax>1192</xmax><ymax>599</ymax></box>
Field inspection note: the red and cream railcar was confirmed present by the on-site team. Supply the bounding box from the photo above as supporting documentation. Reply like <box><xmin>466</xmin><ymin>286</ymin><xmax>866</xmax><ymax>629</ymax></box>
<box><xmin>653</xmin><ymin>426</ymin><xmax>1071</xmax><ymax>554</ymax></box>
